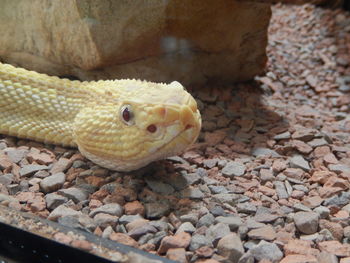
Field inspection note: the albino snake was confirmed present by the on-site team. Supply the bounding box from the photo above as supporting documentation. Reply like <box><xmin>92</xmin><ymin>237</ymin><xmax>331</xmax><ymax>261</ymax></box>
<box><xmin>0</xmin><ymin>62</ymin><xmax>201</xmax><ymax>171</ymax></box>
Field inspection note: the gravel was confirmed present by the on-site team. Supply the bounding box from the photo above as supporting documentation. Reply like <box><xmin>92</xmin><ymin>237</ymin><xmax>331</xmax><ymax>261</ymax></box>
<box><xmin>1</xmin><ymin>3</ymin><xmax>350</xmax><ymax>262</ymax></box>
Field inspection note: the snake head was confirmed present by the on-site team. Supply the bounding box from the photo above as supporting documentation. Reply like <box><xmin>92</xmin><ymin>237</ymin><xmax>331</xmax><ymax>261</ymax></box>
<box><xmin>73</xmin><ymin>80</ymin><xmax>201</xmax><ymax>171</ymax></box>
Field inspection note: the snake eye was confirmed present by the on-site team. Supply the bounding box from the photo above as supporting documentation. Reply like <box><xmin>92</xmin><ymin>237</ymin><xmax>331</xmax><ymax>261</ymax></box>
<box><xmin>120</xmin><ymin>105</ymin><xmax>134</xmax><ymax>125</ymax></box>
<box><xmin>147</xmin><ymin>124</ymin><xmax>157</xmax><ymax>133</ymax></box>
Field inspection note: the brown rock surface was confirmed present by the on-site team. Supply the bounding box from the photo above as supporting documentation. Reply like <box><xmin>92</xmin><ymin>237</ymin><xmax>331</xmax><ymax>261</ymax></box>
<box><xmin>0</xmin><ymin>0</ymin><xmax>271</xmax><ymax>85</ymax></box>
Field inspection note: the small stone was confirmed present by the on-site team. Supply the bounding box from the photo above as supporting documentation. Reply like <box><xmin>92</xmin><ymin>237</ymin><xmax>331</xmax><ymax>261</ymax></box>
<box><xmin>5</xmin><ymin>148</ymin><xmax>28</xmax><ymax>163</ymax></box>
<box><xmin>58</xmin><ymin>187</ymin><xmax>88</xmax><ymax>203</ymax></box>
<box><xmin>109</xmin><ymin>233</ymin><xmax>138</xmax><ymax>248</ymax></box>
<box><xmin>197</xmin><ymin>213</ymin><xmax>215</xmax><ymax>228</ymax></box>
<box><xmin>45</xmin><ymin>193</ymin><xmax>68</xmax><ymax>210</ymax></box>
<box><xmin>0</xmin><ymin>174</ymin><xmax>13</xmax><ymax>186</ymax></box>
<box><xmin>328</xmin><ymin>164</ymin><xmax>350</xmax><ymax>174</ymax></box>
<box><xmin>176</xmin><ymin>222</ymin><xmax>196</xmax><ymax>234</ymax></box>
<box><xmin>39</xmin><ymin>172</ymin><xmax>65</xmax><ymax>193</ymax></box>
<box><xmin>180</xmin><ymin>187</ymin><xmax>205</xmax><ymax>199</ymax></box>
<box><xmin>48</xmin><ymin>205</ymin><xmax>81</xmax><ymax>221</ymax></box>
<box><xmin>280</xmin><ymin>255</ymin><xmax>317</xmax><ymax>263</ymax></box>
<box><xmin>274</xmin><ymin>181</ymin><xmax>289</xmax><ymax>199</ymax></box>
<box><xmin>166</xmin><ymin>248</ymin><xmax>187</xmax><ymax>263</ymax></box>
<box><xmin>189</xmin><ymin>234</ymin><xmax>212</xmax><ymax>251</ymax></box>
<box><xmin>217</xmin><ymin>233</ymin><xmax>244</xmax><ymax>262</ymax></box>
<box><xmin>323</xmin><ymin>191</ymin><xmax>350</xmax><ymax>207</ymax></box>
<box><xmin>236</xmin><ymin>202</ymin><xmax>257</xmax><ymax>214</ymax></box>
<box><xmin>319</xmin><ymin>219</ymin><xmax>344</xmax><ymax>241</ymax></box>
<box><xmin>145</xmin><ymin>178</ymin><xmax>175</xmax><ymax>195</ymax></box>
<box><xmin>247</xmin><ymin>225</ymin><xmax>276</xmax><ymax>241</ymax></box>
<box><xmin>93</xmin><ymin>213</ymin><xmax>119</xmax><ymax>228</ymax></box>
<box><xmin>89</xmin><ymin>203</ymin><xmax>123</xmax><ymax>217</ymax></box>
<box><xmin>50</xmin><ymin>158</ymin><xmax>71</xmax><ymax>174</ymax></box>
<box><xmin>20</xmin><ymin>164</ymin><xmax>49</xmax><ymax>177</ymax></box>
<box><xmin>144</xmin><ymin>202</ymin><xmax>170</xmax><ymax>219</ymax></box>
<box><xmin>214</xmin><ymin>216</ymin><xmax>242</xmax><ymax>231</ymax></box>
<box><xmin>290</xmin><ymin>155</ymin><xmax>310</xmax><ymax>171</ymax></box>
<box><xmin>124</xmin><ymin>201</ymin><xmax>145</xmax><ymax>216</ymax></box>
<box><xmin>313</xmin><ymin>206</ymin><xmax>330</xmax><ymax>219</ymax></box>
<box><xmin>308</xmin><ymin>138</ymin><xmax>328</xmax><ymax>148</ymax></box>
<box><xmin>317</xmin><ymin>251</ymin><xmax>338</xmax><ymax>263</ymax></box>
<box><xmin>128</xmin><ymin>224</ymin><xmax>157</xmax><ymax>240</ymax></box>
<box><xmin>250</xmin><ymin>240</ymin><xmax>283</xmax><ymax>262</ymax></box>
<box><xmin>206</xmin><ymin>223</ymin><xmax>231</xmax><ymax>246</ymax></box>
<box><xmin>294</xmin><ymin>211</ymin><xmax>319</xmax><ymax>234</ymax></box>
<box><xmin>222</xmin><ymin>161</ymin><xmax>246</xmax><ymax>177</ymax></box>
<box><xmin>274</xmin><ymin>131</ymin><xmax>291</xmax><ymax>140</ymax></box>
<box><xmin>158</xmin><ymin>232</ymin><xmax>191</xmax><ymax>254</ymax></box>
<box><xmin>119</xmin><ymin>214</ymin><xmax>143</xmax><ymax>225</ymax></box>
<box><xmin>284</xmin><ymin>239</ymin><xmax>318</xmax><ymax>256</ymax></box>
<box><xmin>196</xmin><ymin>246</ymin><xmax>214</xmax><ymax>258</ymax></box>
<box><xmin>252</xmin><ymin>148</ymin><xmax>280</xmax><ymax>157</ymax></box>
<box><xmin>318</xmin><ymin>240</ymin><xmax>350</xmax><ymax>257</ymax></box>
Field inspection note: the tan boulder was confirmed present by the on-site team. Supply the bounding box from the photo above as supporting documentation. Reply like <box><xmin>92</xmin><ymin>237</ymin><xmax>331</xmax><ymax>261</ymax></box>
<box><xmin>0</xmin><ymin>0</ymin><xmax>271</xmax><ymax>85</ymax></box>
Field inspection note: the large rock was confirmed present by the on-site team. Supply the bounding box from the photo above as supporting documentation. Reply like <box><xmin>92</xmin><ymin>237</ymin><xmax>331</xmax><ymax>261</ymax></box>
<box><xmin>0</xmin><ymin>0</ymin><xmax>271</xmax><ymax>85</ymax></box>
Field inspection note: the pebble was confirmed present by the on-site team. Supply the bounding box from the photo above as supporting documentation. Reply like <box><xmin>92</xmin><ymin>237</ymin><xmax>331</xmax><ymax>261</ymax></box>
<box><xmin>158</xmin><ymin>232</ymin><xmax>191</xmax><ymax>254</ymax></box>
<box><xmin>45</xmin><ymin>193</ymin><xmax>68</xmax><ymax>210</ymax></box>
<box><xmin>214</xmin><ymin>216</ymin><xmax>242</xmax><ymax>231</ymax></box>
<box><xmin>176</xmin><ymin>222</ymin><xmax>196</xmax><ymax>234</ymax></box>
<box><xmin>293</xmin><ymin>211</ymin><xmax>319</xmax><ymax>234</ymax></box>
<box><xmin>39</xmin><ymin>172</ymin><xmax>66</xmax><ymax>193</ymax></box>
<box><xmin>247</xmin><ymin>225</ymin><xmax>277</xmax><ymax>241</ymax></box>
<box><xmin>216</xmin><ymin>233</ymin><xmax>244</xmax><ymax>262</ymax></box>
<box><xmin>89</xmin><ymin>203</ymin><xmax>123</xmax><ymax>217</ymax></box>
<box><xmin>20</xmin><ymin>164</ymin><xmax>48</xmax><ymax>177</ymax></box>
<box><xmin>58</xmin><ymin>187</ymin><xmax>88</xmax><ymax>203</ymax></box>
<box><xmin>205</xmin><ymin>223</ymin><xmax>231</xmax><ymax>246</ymax></box>
<box><xmin>48</xmin><ymin>205</ymin><xmax>81</xmax><ymax>221</ymax></box>
<box><xmin>197</xmin><ymin>213</ymin><xmax>215</xmax><ymax>228</ymax></box>
<box><xmin>144</xmin><ymin>202</ymin><xmax>170</xmax><ymax>219</ymax></box>
<box><xmin>249</xmin><ymin>240</ymin><xmax>283</xmax><ymax>262</ymax></box>
<box><xmin>221</xmin><ymin>161</ymin><xmax>246</xmax><ymax>177</ymax></box>
<box><xmin>290</xmin><ymin>155</ymin><xmax>310</xmax><ymax>171</ymax></box>
<box><xmin>145</xmin><ymin>178</ymin><xmax>175</xmax><ymax>195</ymax></box>
<box><xmin>189</xmin><ymin>234</ymin><xmax>212</xmax><ymax>251</ymax></box>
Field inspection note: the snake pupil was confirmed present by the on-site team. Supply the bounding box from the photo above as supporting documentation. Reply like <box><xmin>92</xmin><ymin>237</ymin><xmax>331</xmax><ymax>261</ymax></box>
<box><xmin>122</xmin><ymin>107</ymin><xmax>130</xmax><ymax>122</ymax></box>
<box><xmin>147</xmin><ymin>124</ymin><xmax>157</xmax><ymax>133</ymax></box>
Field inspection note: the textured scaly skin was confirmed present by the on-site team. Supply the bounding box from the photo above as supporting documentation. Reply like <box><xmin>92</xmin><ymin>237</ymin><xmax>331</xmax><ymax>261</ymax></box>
<box><xmin>0</xmin><ymin>62</ymin><xmax>201</xmax><ymax>171</ymax></box>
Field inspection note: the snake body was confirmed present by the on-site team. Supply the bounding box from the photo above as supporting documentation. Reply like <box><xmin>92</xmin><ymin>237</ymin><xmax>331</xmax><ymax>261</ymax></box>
<box><xmin>0</xmin><ymin>62</ymin><xmax>201</xmax><ymax>171</ymax></box>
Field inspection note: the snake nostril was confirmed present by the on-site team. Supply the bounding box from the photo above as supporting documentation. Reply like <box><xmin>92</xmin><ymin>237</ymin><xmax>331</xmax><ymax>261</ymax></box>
<box><xmin>147</xmin><ymin>124</ymin><xmax>157</xmax><ymax>133</ymax></box>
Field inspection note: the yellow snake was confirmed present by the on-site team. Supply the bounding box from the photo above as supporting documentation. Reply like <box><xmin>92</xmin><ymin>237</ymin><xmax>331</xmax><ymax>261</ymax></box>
<box><xmin>0</xmin><ymin>62</ymin><xmax>201</xmax><ymax>171</ymax></box>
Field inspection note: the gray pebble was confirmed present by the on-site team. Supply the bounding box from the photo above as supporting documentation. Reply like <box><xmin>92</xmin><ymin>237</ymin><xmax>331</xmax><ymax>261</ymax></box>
<box><xmin>251</xmin><ymin>148</ymin><xmax>280</xmax><ymax>158</ymax></box>
<box><xmin>313</xmin><ymin>206</ymin><xmax>330</xmax><ymax>219</ymax></box>
<box><xmin>93</xmin><ymin>213</ymin><xmax>119</xmax><ymax>229</ymax></box>
<box><xmin>45</xmin><ymin>193</ymin><xmax>68</xmax><ymax>210</ymax></box>
<box><xmin>290</xmin><ymin>155</ymin><xmax>310</xmax><ymax>171</ymax></box>
<box><xmin>208</xmin><ymin>185</ymin><xmax>228</xmax><ymax>194</ymax></box>
<box><xmin>294</xmin><ymin>211</ymin><xmax>319</xmax><ymax>234</ymax></box>
<box><xmin>180</xmin><ymin>213</ymin><xmax>199</xmax><ymax>225</ymax></box>
<box><xmin>20</xmin><ymin>164</ymin><xmax>49</xmax><ymax>177</ymax></box>
<box><xmin>222</xmin><ymin>161</ymin><xmax>246</xmax><ymax>177</ymax></box>
<box><xmin>273</xmin><ymin>131</ymin><xmax>291</xmax><ymax>140</ymax></box>
<box><xmin>274</xmin><ymin>181</ymin><xmax>289</xmax><ymax>199</ymax></box>
<box><xmin>249</xmin><ymin>240</ymin><xmax>283</xmax><ymax>262</ymax></box>
<box><xmin>217</xmin><ymin>233</ymin><xmax>244</xmax><ymax>262</ymax></box>
<box><xmin>236</xmin><ymin>202</ymin><xmax>257</xmax><ymax>214</ymax></box>
<box><xmin>323</xmin><ymin>191</ymin><xmax>350</xmax><ymax>207</ymax></box>
<box><xmin>48</xmin><ymin>205</ymin><xmax>81</xmax><ymax>221</ymax></box>
<box><xmin>145</xmin><ymin>178</ymin><xmax>175</xmax><ymax>195</ymax></box>
<box><xmin>180</xmin><ymin>187</ymin><xmax>205</xmax><ymax>199</ymax></box>
<box><xmin>215</xmin><ymin>216</ymin><xmax>242</xmax><ymax>231</ymax></box>
<box><xmin>119</xmin><ymin>214</ymin><xmax>143</xmax><ymax>225</ymax></box>
<box><xmin>39</xmin><ymin>172</ymin><xmax>65</xmax><ymax>194</ymax></box>
<box><xmin>206</xmin><ymin>222</ymin><xmax>231</xmax><ymax>246</ymax></box>
<box><xmin>176</xmin><ymin>222</ymin><xmax>196</xmax><ymax>234</ymax></box>
<box><xmin>197</xmin><ymin>213</ymin><xmax>215</xmax><ymax>228</ymax></box>
<box><xmin>89</xmin><ymin>203</ymin><xmax>124</xmax><ymax>217</ymax></box>
<box><xmin>328</xmin><ymin>164</ymin><xmax>350</xmax><ymax>174</ymax></box>
<box><xmin>0</xmin><ymin>174</ymin><xmax>14</xmax><ymax>186</ymax></box>
<box><xmin>58</xmin><ymin>187</ymin><xmax>88</xmax><ymax>203</ymax></box>
<box><xmin>128</xmin><ymin>224</ymin><xmax>157</xmax><ymax>240</ymax></box>
<box><xmin>189</xmin><ymin>234</ymin><xmax>212</xmax><ymax>251</ymax></box>
<box><xmin>144</xmin><ymin>202</ymin><xmax>171</xmax><ymax>219</ymax></box>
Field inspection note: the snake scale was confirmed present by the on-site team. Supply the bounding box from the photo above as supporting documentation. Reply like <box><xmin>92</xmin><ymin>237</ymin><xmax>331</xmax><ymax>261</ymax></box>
<box><xmin>0</xmin><ymin>62</ymin><xmax>201</xmax><ymax>171</ymax></box>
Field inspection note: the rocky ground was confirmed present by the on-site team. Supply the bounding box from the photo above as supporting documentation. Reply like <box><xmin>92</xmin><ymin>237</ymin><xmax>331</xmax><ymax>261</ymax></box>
<box><xmin>1</xmin><ymin>3</ymin><xmax>350</xmax><ymax>263</ymax></box>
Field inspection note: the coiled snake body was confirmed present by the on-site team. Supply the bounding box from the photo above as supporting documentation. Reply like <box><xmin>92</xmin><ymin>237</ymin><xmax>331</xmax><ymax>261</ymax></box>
<box><xmin>0</xmin><ymin>62</ymin><xmax>201</xmax><ymax>171</ymax></box>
